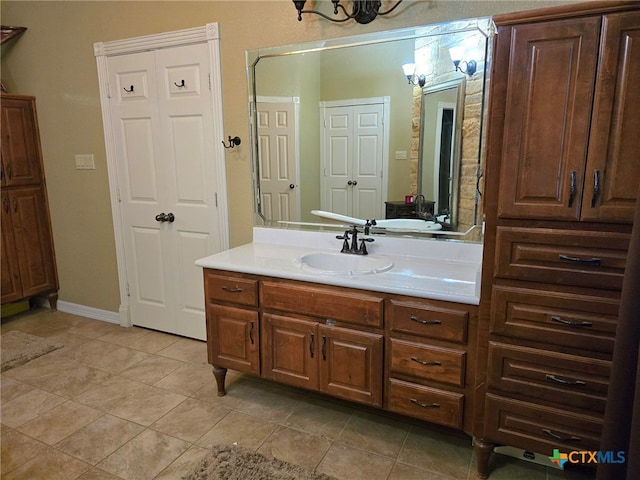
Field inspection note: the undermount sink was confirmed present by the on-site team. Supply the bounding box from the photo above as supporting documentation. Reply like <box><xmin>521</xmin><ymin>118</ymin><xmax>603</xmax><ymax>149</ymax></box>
<box><xmin>297</xmin><ymin>252</ymin><xmax>394</xmax><ymax>276</ymax></box>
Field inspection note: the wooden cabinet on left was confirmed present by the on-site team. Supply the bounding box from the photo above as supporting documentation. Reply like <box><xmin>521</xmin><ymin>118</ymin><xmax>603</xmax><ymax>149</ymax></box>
<box><xmin>1</xmin><ymin>95</ymin><xmax>58</xmax><ymax>309</ymax></box>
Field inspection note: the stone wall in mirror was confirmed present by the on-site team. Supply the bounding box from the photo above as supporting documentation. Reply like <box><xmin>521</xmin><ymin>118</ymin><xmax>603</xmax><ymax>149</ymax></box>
<box><xmin>247</xmin><ymin>17</ymin><xmax>494</xmax><ymax>242</ymax></box>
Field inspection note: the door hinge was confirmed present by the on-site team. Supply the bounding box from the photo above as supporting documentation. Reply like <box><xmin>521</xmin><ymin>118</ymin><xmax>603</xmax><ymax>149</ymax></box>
<box><xmin>117</xmin><ymin>188</ymin><xmax>121</xmax><ymax>203</ymax></box>
<box><xmin>215</xmin><ymin>192</ymin><xmax>218</xmax><ymax>207</ymax></box>
<box><xmin>125</xmin><ymin>283</ymin><xmax>130</xmax><ymax>297</ymax></box>
<box><xmin>208</xmin><ymin>73</ymin><xmax>211</xmax><ymax>91</ymax></box>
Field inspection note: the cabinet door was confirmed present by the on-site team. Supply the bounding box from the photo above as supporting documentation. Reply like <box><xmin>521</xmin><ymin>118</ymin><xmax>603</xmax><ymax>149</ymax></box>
<box><xmin>319</xmin><ymin>324</ymin><xmax>383</xmax><ymax>407</ymax></box>
<box><xmin>0</xmin><ymin>97</ymin><xmax>43</xmax><ymax>187</ymax></box>
<box><xmin>497</xmin><ymin>17</ymin><xmax>601</xmax><ymax>220</ymax></box>
<box><xmin>581</xmin><ymin>12</ymin><xmax>640</xmax><ymax>223</ymax></box>
<box><xmin>206</xmin><ymin>304</ymin><xmax>260</xmax><ymax>375</ymax></box>
<box><xmin>1</xmin><ymin>192</ymin><xmax>22</xmax><ymax>303</ymax></box>
<box><xmin>262</xmin><ymin>313</ymin><xmax>319</xmax><ymax>390</ymax></box>
<box><xmin>9</xmin><ymin>187</ymin><xmax>57</xmax><ymax>297</ymax></box>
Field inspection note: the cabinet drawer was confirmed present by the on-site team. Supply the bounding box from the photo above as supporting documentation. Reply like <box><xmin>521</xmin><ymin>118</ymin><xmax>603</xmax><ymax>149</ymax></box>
<box><xmin>204</xmin><ymin>271</ymin><xmax>258</xmax><ymax>307</ymax></box>
<box><xmin>491</xmin><ymin>284</ymin><xmax>618</xmax><ymax>353</ymax></box>
<box><xmin>485</xmin><ymin>394</ymin><xmax>602</xmax><ymax>455</ymax></box>
<box><xmin>387</xmin><ymin>379</ymin><xmax>463</xmax><ymax>429</ymax></box>
<box><xmin>387</xmin><ymin>299</ymin><xmax>468</xmax><ymax>344</ymax></box>
<box><xmin>495</xmin><ymin>227</ymin><xmax>629</xmax><ymax>290</ymax></box>
<box><xmin>488</xmin><ymin>342</ymin><xmax>610</xmax><ymax>413</ymax></box>
<box><xmin>261</xmin><ymin>280</ymin><xmax>383</xmax><ymax>328</ymax></box>
<box><xmin>389</xmin><ymin>339</ymin><xmax>465</xmax><ymax>387</ymax></box>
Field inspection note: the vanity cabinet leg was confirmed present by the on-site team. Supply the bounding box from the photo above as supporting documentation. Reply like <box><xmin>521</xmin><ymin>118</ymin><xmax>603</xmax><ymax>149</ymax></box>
<box><xmin>474</xmin><ymin>437</ymin><xmax>494</xmax><ymax>479</ymax></box>
<box><xmin>212</xmin><ymin>365</ymin><xmax>227</xmax><ymax>396</ymax></box>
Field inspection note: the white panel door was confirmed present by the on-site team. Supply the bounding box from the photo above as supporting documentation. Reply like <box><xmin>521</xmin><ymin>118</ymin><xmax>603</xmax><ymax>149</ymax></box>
<box><xmin>321</xmin><ymin>101</ymin><xmax>385</xmax><ymax>220</ymax></box>
<box><xmin>108</xmin><ymin>42</ymin><xmax>222</xmax><ymax>340</ymax></box>
<box><xmin>257</xmin><ymin>101</ymin><xmax>299</xmax><ymax>222</ymax></box>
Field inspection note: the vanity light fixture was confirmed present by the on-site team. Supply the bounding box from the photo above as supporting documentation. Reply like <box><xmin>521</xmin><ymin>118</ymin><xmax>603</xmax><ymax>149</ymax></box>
<box><xmin>293</xmin><ymin>0</ymin><xmax>404</xmax><ymax>24</ymax></box>
<box><xmin>449</xmin><ymin>46</ymin><xmax>477</xmax><ymax>76</ymax></box>
<box><xmin>402</xmin><ymin>63</ymin><xmax>426</xmax><ymax>87</ymax></box>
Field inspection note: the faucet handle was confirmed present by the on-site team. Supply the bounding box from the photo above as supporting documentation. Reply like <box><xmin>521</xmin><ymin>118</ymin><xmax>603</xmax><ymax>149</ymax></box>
<box><xmin>359</xmin><ymin>237</ymin><xmax>375</xmax><ymax>255</ymax></box>
<box><xmin>336</xmin><ymin>231</ymin><xmax>351</xmax><ymax>253</ymax></box>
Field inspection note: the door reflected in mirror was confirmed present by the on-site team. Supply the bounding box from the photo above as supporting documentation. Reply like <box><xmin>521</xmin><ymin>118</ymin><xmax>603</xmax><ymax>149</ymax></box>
<box><xmin>247</xmin><ymin>17</ymin><xmax>493</xmax><ymax>241</ymax></box>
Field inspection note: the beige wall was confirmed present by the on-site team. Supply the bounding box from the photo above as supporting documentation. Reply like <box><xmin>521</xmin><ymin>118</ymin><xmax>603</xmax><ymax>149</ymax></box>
<box><xmin>0</xmin><ymin>0</ymin><xmax>585</xmax><ymax>313</ymax></box>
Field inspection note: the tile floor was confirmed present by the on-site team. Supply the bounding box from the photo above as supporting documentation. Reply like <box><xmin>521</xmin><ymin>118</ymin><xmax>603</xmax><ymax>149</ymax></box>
<box><xmin>1</xmin><ymin>308</ymin><xmax>596</xmax><ymax>480</ymax></box>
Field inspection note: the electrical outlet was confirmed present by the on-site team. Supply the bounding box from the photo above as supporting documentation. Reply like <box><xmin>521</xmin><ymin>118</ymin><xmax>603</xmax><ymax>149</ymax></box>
<box><xmin>395</xmin><ymin>150</ymin><xmax>408</xmax><ymax>160</ymax></box>
<box><xmin>75</xmin><ymin>154</ymin><xmax>95</xmax><ymax>170</ymax></box>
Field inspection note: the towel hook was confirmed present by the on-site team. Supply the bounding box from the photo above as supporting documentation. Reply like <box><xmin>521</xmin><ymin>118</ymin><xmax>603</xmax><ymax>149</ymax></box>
<box><xmin>222</xmin><ymin>136</ymin><xmax>241</xmax><ymax>149</ymax></box>
<box><xmin>174</xmin><ymin>79</ymin><xmax>185</xmax><ymax>88</ymax></box>
<box><xmin>123</xmin><ymin>85</ymin><xmax>134</xmax><ymax>93</ymax></box>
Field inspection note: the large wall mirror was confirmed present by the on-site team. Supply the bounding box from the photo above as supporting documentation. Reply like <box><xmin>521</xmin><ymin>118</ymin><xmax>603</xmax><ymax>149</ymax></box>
<box><xmin>247</xmin><ymin>17</ymin><xmax>493</xmax><ymax>242</ymax></box>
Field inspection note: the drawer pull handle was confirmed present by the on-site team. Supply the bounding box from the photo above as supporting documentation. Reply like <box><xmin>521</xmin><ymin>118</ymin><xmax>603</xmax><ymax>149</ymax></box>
<box><xmin>551</xmin><ymin>316</ymin><xmax>593</xmax><ymax>328</ymax></box>
<box><xmin>249</xmin><ymin>321</ymin><xmax>255</xmax><ymax>345</ymax></box>
<box><xmin>411</xmin><ymin>357</ymin><xmax>442</xmax><ymax>366</ymax></box>
<box><xmin>410</xmin><ymin>316</ymin><xmax>442</xmax><ymax>326</ymax></box>
<box><xmin>591</xmin><ymin>169</ymin><xmax>601</xmax><ymax>208</ymax></box>
<box><xmin>410</xmin><ymin>398</ymin><xmax>440</xmax><ymax>409</ymax></box>
<box><xmin>322</xmin><ymin>335</ymin><xmax>327</xmax><ymax>361</ymax></box>
<box><xmin>559</xmin><ymin>254</ymin><xmax>601</xmax><ymax>266</ymax></box>
<box><xmin>309</xmin><ymin>333</ymin><xmax>315</xmax><ymax>358</ymax></box>
<box><xmin>222</xmin><ymin>286</ymin><xmax>243</xmax><ymax>293</ymax></box>
<box><xmin>546</xmin><ymin>374</ymin><xmax>586</xmax><ymax>386</ymax></box>
<box><xmin>568</xmin><ymin>170</ymin><xmax>576</xmax><ymax>207</ymax></box>
<box><xmin>543</xmin><ymin>428</ymin><xmax>581</xmax><ymax>442</ymax></box>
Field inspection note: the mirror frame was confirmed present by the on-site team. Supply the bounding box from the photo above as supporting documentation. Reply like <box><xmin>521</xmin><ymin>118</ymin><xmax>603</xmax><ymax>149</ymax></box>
<box><xmin>246</xmin><ymin>17</ymin><xmax>494</xmax><ymax>240</ymax></box>
<box><xmin>418</xmin><ymin>78</ymin><xmax>466</xmax><ymax>230</ymax></box>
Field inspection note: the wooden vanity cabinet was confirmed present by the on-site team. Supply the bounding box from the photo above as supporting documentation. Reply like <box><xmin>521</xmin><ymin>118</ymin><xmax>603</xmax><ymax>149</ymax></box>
<box><xmin>1</xmin><ymin>95</ymin><xmax>58</xmax><ymax>309</ymax></box>
<box><xmin>204</xmin><ymin>269</ymin><xmax>478</xmax><ymax>429</ymax></box>
<box><xmin>474</xmin><ymin>2</ymin><xmax>639</xmax><ymax>478</ymax></box>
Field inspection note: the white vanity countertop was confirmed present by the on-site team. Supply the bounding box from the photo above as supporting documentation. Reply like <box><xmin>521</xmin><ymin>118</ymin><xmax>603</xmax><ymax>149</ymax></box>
<box><xmin>196</xmin><ymin>227</ymin><xmax>483</xmax><ymax>305</ymax></box>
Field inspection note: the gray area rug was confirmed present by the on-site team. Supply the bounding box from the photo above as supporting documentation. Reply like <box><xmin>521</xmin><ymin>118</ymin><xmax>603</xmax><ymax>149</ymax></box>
<box><xmin>1</xmin><ymin>330</ymin><xmax>63</xmax><ymax>372</ymax></box>
<box><xmin>182</xmin><ymin>444</ymin><xmax>337</xmax><ymax>480</ymax></box>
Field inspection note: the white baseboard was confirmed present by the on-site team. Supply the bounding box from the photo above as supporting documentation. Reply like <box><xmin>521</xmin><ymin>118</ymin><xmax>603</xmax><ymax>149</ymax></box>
<box><xmin>55</xmin><ymin>301</ymin><xmax>120</xmax><ymax>325</ymax></box>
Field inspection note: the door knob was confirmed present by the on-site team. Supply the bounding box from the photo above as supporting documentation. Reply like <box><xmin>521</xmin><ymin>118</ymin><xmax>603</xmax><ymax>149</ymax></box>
<box><xmin>347</xmin><ymin>180</ymin><xmax>353</xmax><ymax>185</ymax></box>
<box><xmin>289</xmin><ymin>184</ymin><xmax>295</xmax><ymax>189</ymax></box>
<box><xmin>155</xmin><ymin>212</ymin><xmax>175</xmax><ymax>223</ymax></box>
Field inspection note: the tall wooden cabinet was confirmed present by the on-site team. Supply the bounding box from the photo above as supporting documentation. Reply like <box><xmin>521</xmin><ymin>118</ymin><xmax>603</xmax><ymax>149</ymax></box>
<box><xmin>1</xmin><ymin>94</ymin><xmax>58</xmax><ymax>309</ymax></box>
<box><xmin>474</xmin><ymin>2</ymin><xmax>639</xmax><ymax>478</ymax></box>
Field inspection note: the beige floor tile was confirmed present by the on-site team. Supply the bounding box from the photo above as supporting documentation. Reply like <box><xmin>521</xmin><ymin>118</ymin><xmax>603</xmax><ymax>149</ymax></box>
<box><xmin>61</xmin><ymin>338</ymin><xmax>149</xmax><ymax>372</ymax></box>
<box><xmin>284</xmin><ymin>396</ymin><xmax>354</xmax><ymax>440</ymax></box>
<box><xmin>337</xmin><ymin>410</ymin><xmax>410</xmax><ymax>458</ymax></box>
<box><xmin>151</xmin><ymin>397</ymin><xmax>230</xmax><ymax>442</ymax></box>
<box><xmin>229</xmin><ymin>381</ymin><xmax>303</xmax><ymax>423</ymax></box>
<box><xmin>156</xmin><ymin>337</ymin><xmax>208</xmax><ymax>364</ymax></box>
<box><xmin>479</xmin><ymin>453</ymin><xmax>547</xmax><ymax>480</ymax></box>
<box><xmin>258</xmin><ymin>425</ymin><xmax>332</xmax><ymax>470</ymax></box>
<box><xmin>56</xmin><ymin>414</ymin><xmax>145</xmax><ymax>465</ymax></box>
<box><xmin>1</xmin><ymin>429</ymin><xmax>48</xmax><ymax>474</ymax></box>
<box><xmin>97</xmin><ymin>326</ymin><xmax>156</xmax><ymax>348</ymax></box>
<box><xmin>316</xmin><ymin>442</ymin><xmax>395</xmax><ymax>480</ymax></box>
<box><xmin>119</xmin><ymin>355</ymin><xmax>184</xmax><ymax>385</ymax></box>
<box><xmin>5</xmin><ymin>356</ymin><xmax>112</xmax><ymax>398</ymax></box>
<box><xmin>122</xmin><ymin>329</ymin><xmax>180</xmax><ymax>354</ymax></box>
<box><xmin>74</xmin><ymin>376</ymin><xmax>150</xmax><ymax>411</ymax></box>
<box><xmin>397</xmin><ymin>426</ymin><xmax>473</xmax><ymax>479</ymax></box>
<box><xmin>69</xmin><ymin>319</ymin><xmax>122</xmax><ymax>339</ymax></box>
<box><xmin>196</xmin><ymin>409</ymin><xmax>277</xmax><ymax>450</ymax></box>
<box><xmin>0</xmin><ymin>387</ymin><xmax>66</xmax><ymax>428</ymax></box>
<box><xmin>153</xmin><ymin>444</ymin><xmax>210</xmax><ymax>480</ymax></box>
<box><xmin>388</xmin><ymin>461</ymin><xmax>454</xmax><ymax>480</ymax></box>
<box><xmin>547</xmin><ymin>465</ymin><xmax>596</xmax><ymax>480</ymax></box>
<box><xmin>153</xmin><ymin>362</ymin><xmax>214</xmax><ymax>396</ymax></box>
<box><xmin>77</xmin><ymin>467</ymin><xmax>125</xmax><ymax>480</ymax></box>
<box><xmin>108</xmin><ymin>386</ymin><xmax>185</xmax><ymax>426</ymax></box>
<box><xmin>98</xmin><ymin>429</ymin><xmax>189</xmax><ymax>480</ymax></box>
<box><xmin>0</xmin><ymin>377</ymin><xmax>34</xmax><ymax>403</ymax></box>
<box><xmin>2</xmin><ymin>447</ymin><xmax>90</xmax><ymax>480</ymax></box>
<box><xmin>17</xmin><ymin>400</ymin><xmax>102</xmax><ymax>445</ymax></box>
